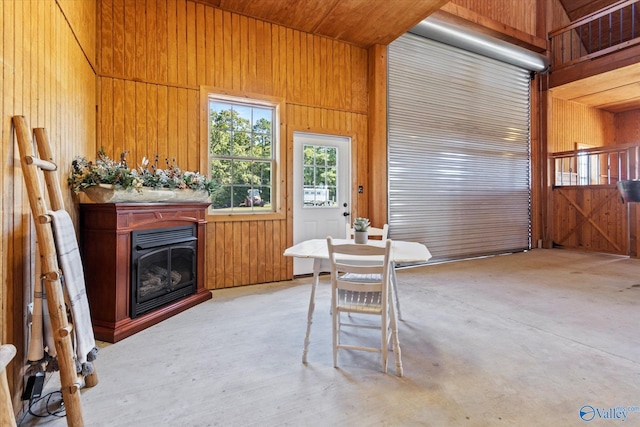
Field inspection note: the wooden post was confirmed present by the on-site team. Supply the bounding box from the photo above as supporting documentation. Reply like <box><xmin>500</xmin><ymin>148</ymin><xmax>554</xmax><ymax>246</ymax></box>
<box><xmin>368</xmin><ymin>44</ymin><xmax>388</xmax><ymax>227</ymax></box>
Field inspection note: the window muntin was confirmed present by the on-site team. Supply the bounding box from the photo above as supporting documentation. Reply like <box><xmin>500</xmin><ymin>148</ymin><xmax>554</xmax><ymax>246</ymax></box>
<box><xmin>302</xmin><ymin>144</ymin><xmax>337</xmax><ymax>207</ymax></box>
<box><xmin>208</xmin><ymin>98</ymin><xmax>275</xmax><ymax>213</ymax></box>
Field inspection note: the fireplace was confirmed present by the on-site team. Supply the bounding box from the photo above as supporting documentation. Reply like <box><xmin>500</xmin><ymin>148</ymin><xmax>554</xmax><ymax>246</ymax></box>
<box><xmin>79</xmin><ymin>202</ymin><xmax>212</xmax><ymax>343</ymax></box>
<box><xmin>131</xmin><ymin>225</ymin><xmax>197</xmax><ymax>318</ymax></box>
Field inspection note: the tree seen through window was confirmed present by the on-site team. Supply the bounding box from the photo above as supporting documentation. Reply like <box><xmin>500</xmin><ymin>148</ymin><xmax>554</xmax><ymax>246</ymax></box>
<box><xmin>303</xmin><ymin>144</ymin><xmax>337</xmax><ymax>207</ymax></box>
<box><xmin>208</xmin><ymin>99</ymin><xmax>274</xmax><ymax>212</ymax></box>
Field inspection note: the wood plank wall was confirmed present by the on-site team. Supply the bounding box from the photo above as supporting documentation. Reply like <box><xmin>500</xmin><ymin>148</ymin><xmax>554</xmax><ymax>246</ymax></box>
<box><xmin>549</xmin><ymin>97</ymin><xmax>616</xmax><ymax>152</ymax></box>
<box><xmin>547</xmin><ymin>0</ymin><xmax>583</xmax><ymax>67</ymax></box>
<box><xmin>615</xmin><ymin>110</ymin><xmax>640</xmax><ymax>144</ymax></box>
<box><xmin>448</xmin><ymin>0</ymin><xmax>538</xmax><ymax>35</ymax></box>
<box><xmin>1</xmin><ymin>0</ymin><xmax>97</xmax><ymax>413</ymax></box>
<box><xmin>96</xmin><ymin>0</ymin><xmax>370</xmax><ymax>289</ymax></box>
<box><xmin>552</xmin><ymin>186</ymin><xmax>627</xmax><ymax>254</ymax></box>
<box><xmin>545</xmin><ymin>97</ymin><xmax>618</xmax><ymax>251</ymax></box>
<box><xmin>549</xmin><ymin>0</ymin><xmax>572</xmax><ymax>31</ymax></box>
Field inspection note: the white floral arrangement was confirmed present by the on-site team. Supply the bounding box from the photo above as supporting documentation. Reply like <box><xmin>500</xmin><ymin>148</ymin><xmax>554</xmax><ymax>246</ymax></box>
<box><xmin>69</xmin><ymin>149</ymin><xmax>216</xmax><ymax>195</ymax></box>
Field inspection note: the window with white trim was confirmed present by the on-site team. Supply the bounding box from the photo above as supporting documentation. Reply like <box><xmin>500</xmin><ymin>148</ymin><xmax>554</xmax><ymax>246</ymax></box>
<box><xmin>207</xmin><ymin>95</ymin><xmax>277</xmax><ymax>213</ymax></box>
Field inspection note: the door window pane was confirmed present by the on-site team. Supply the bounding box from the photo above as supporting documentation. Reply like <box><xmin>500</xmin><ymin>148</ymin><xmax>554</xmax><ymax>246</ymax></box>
<box><xmin>302</xmin><ymin>144</ymin><xmax>338</xmax><ymax>207</ymax></box>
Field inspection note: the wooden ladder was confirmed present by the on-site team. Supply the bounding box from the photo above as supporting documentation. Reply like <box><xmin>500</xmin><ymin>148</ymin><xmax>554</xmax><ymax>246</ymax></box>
<box><xmin>12</xmin><ymin>115</ymin><xmax>97</xmax><ymax>426</ymax></box>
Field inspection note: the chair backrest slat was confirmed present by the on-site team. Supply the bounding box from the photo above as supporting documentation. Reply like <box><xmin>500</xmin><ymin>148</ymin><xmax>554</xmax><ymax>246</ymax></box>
<box><xmin>327</xmin><ymin>237</ymin><xmax>392</xmax><ymax>291</ymax></box>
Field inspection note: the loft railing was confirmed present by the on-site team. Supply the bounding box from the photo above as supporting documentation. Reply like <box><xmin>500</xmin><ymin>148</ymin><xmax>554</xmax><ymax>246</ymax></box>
<box><xmin>549</xmin><ymin>143</ymin><xmax>640</xmax><ymax>186</ymax></box>
<box><xmin>549</xmin><ymin>0</ymin><xmax>640</xmax><ymax>70</ymax></box>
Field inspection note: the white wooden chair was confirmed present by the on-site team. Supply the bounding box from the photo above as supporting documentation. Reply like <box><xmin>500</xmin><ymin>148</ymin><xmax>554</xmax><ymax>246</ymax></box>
<box><xmin>326</xmin><ymin>237</ymin><xmax>403</xmax><ymax>376</ymax></box>
<box><xmin>344</xmin><ymin>223</ymin><xmax>404</xmax><ymax>319</ymax></box>
<box><xmin>345</xmin><ymin>223</ymin><xmax>389</xmax><ymax>240</ymax></box>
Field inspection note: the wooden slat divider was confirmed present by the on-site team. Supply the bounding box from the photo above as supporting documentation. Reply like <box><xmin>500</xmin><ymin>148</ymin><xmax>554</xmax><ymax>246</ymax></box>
<box><xmin>167</xmin><ymin>0</ymin><xmax>178</xmax><ymax>83</ymax></box>
<box><xmin>135</xmin><ymin>83</ymin><xmax>146</xmax><ymax>166</ymax></box>
<box><xmin>256</xmin><ymin>19</ymin><xmax>266</xmax><ymax>94</ymax></box>
<box><xmin>248</xmin><ymin>222</ymin><xmax>257</xmax><ymax>284</ymax></box>
<box><xmin>177</xmin><ymin>0</ymin><xmax>188</xmax><ymax>85</ymax></box>
<box><xmin>147</xmin><ymin>84</ymin><xmax>158</xmax><ymax>159</ymax></box>
<box><xmin>177</xmin><ymin>88</ymin><xmax>188</xmax><ymax>166</ymax></box>
<box><xmin>223</xmin><ymin>222</ymin><xmax>234</xmax><ymax>287</ymax></box>
<box><xmin>112</xmin><ymin>78</ymin><xmax>125</xmax><ymax>157</ymax></box>
<box><xmin>166</xmin><ymin>86</ymin><xmax>178</xmax><ymax>161</ymax></box>
<box><xmin>195</xmin><ymin>3</ymin><xmax>206</xmax><ymax>86</ymax></box>
<box><xmin>157</xmin><ymin>0</ymin><xmax>169</xmax><ymax>82</ymax></box>
<box><xmin>135</xmin><ymin>0</ymin><xmax>146</xmax><ymax>80</ymax></box>
<box><xmin>247</xmin><ymin>17</ymin><xmax>257</xmax><ymax>93</ymax></box>
<box><xmin>205</xmin><ymin>6</ymin><xmax>216</xmax><ymax>86</ymax></box>
<box><xmin>123</xmin><ymin>0</ymin><xmax>135</xmax><ymax>78</ymax></box>
<box><xmin>124</xmin><ymin>80</ymin><xmax>136</xmax><ymax>162</ymax></box>
<box><xmin>186</xmin><ymin>1</ymin><xmax>197</xmax><ymax>86</ymax></box>
<box><xmin>146</xmin><ymin>0</ymin><xmax>157</xmax><ymax>82</ymax></box>
<box><xmin>100</xmin><ymin>0</ymin><xmax>113</xmax><ymax>74</ymax></box>
<box><xmin>158</xmin><ymin>85</ymin><xmax>169</xmax><ymax>157</ymax></box>
<box><xmin>188</xmin><ymin>89</ymin><xmax>199</xmax><ymax>172</ymax></box>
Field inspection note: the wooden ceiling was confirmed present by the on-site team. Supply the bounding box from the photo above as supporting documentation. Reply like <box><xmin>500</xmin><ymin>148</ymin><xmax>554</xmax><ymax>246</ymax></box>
<box><xmin>200</xmin><ymin>0</ymin><xmax>640</xmax><ymax>113</ymax></box>
<box><xmin>197</xmin><ymin>0</ymin><xmax>450</xmax><ymax>47</ymax></box>
<box><xmin>550</xmin><ymin>63</ymin><xmax>640</xmax><ymax>113</ymax></box>
<box><xmin>557</xmin><ymin>0</ymin><xmax>622</xmax><ymax>21</ymax></box>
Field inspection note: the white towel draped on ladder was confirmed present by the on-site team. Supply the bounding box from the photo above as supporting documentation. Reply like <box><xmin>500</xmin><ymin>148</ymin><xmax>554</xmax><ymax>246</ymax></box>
<box><xmin>28</xmin><ymin>210</ymin><xmax>98</xmax><ymax>375</ymax></box>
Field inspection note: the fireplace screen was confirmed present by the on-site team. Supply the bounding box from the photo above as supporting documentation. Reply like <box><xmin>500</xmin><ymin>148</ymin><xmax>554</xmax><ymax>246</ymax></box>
<box><xmin>131</xmin><ymin>225</ymin><xmax>197</xmax><ymax>318</ymax></box>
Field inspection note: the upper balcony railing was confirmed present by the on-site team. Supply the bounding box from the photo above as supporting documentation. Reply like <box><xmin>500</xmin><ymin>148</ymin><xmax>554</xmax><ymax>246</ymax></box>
<box><xmin>550</xmin><ymin>143</ymin><xmax>640</xmax><ymax>187</ymax></box>
<box><xmin>549</xmin><ymin>0</ymin><xmax>640</xmax><ymax>70</ymax></box>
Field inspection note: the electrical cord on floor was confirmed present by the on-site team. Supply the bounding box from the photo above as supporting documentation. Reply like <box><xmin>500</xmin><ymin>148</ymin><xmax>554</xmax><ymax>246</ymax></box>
<box><xmin>16</xmin><ymin>390</ymin><xmax>66</xmax><ymax>425</ymax></box>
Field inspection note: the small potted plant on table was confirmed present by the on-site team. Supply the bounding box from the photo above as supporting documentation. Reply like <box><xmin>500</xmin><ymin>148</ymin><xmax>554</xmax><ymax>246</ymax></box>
<box><xmin>353</xmin><ymin>217</ymin><xmax>370</xmax><ymax>244</ymax></box>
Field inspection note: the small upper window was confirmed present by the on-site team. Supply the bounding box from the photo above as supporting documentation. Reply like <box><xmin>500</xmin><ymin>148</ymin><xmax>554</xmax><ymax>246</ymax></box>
<box><xmin>208</xmin><ymin>95</ymin><xmax>276</xmax><ymax>213</ymax></box>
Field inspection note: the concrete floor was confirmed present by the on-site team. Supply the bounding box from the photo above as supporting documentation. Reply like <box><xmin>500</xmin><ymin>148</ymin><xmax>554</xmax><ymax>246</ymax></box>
<box><xmin>18</xmin><ymin>248</ymin><xmax>640</xmax><ymax>426</ymax></box>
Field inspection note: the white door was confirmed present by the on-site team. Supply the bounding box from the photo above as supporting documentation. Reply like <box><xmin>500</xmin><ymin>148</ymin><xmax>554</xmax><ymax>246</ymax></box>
<box><xmin>293</xmin><ymin>132</ymin><xmax>351</xmax><ymax>275</ymax></box>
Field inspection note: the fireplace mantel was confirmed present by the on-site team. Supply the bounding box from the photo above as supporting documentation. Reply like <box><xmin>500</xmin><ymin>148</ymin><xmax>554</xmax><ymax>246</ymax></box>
<box><xmin>79</xmin><ymin>202</ymin><xmax>212</xmax><ymax>343</ymax></box>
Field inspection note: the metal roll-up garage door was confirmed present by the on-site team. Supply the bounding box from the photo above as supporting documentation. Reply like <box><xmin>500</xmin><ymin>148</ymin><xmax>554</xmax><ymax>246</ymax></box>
<box><xmin>388</xmin><ymin>32</ymin><xmax>532</xmax><ymax>262</ymax></box>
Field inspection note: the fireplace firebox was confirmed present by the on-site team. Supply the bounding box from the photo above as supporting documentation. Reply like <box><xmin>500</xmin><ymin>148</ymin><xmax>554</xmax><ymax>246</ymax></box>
<box><xmin>131</xmin><ymin>225</ymin><xmax>197</xmax><ymax>318</ymax></box>
<box><xmin>79</xmin><ymin>202</ymin><xmax>212</xmax><ymax>343</ymax></box>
